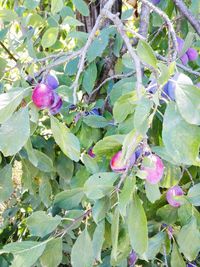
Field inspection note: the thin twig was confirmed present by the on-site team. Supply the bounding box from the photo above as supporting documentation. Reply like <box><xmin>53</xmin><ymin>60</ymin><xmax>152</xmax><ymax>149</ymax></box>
<box><xmin>71</xmin><ymin>0</ymin><xmax>117</xmax><ymax>105</ymax></box>
<box><xmin>88</xmin><ymin>71</ymin><xmax>135</xmax><ymax>103</ymax></box>
<box><xmin>56</xmin><ymin>209</ymin><xmax>92</xmax><ymax>238</ymax></box>
<box><xmin>172</xmin><ymin>0</ymin><xmax>200</xmax><ymax>37</ymax></box>
<box><xmin>141</xmin><ymin>0</ymin><xmax>178</xmax><ymax>62</ymax></box>
<box><xmin>103</xmin><ymin>10</ymin><xmax>143</xmax><ymax>99</ymax></box>
<box><xmin>156</xmin><ymin>53</ymin><xmax>200</xmax><ymax>77</ymax></box>
<box><xmin>0</xmin><ymin>41</ymin><xmax>18</xmax><ymax>62</ymax></box>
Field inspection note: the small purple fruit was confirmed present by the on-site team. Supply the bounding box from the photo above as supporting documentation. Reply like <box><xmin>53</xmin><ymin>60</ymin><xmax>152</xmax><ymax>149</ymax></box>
<box><xmin>135</xmin><ymin>146</ymin><xmax>143</xmax><ymax>160</ymax></box>
<box><xmin>110</xmin><ymin>151</ymin><xmax>127</xmax><ymax>173</ymax></box>
<box><xmin>186</xmin><ymin>48</ymin><xmax>198</xmax><ymax>61</ymax></box>
<box><xmin>128</xmin><ymin>250</ymin><xmax>137</xmax><ymax>266</ymax></box>
<box><xmin>196</xmin><ymin>82</ymin><xmax>200</xmax><ymax>88</ymax></box>
<box><xmin>90</xmin><ymin>108</ymin><xmax>100</xmax><ymax>116</ymax></box>
<box><xmin>88</xmin><ymin>147</ymin><xmax>96</xmax><ymax>158</ymax></box>
<box><xmin>110</xmin><ymin>150</ymin><xmax>136</xmax><ymax>173</ymax></box>
<box><xmin>141</xmin><ymin>154</ymin><xmax>164</xmax><ymax>184</ymax></box>
<box><xmin>49</xmin><ymin>93</ymin><xmax>63</xmax><ymax>115</ymax></box>
<box><xmin>46</xmin><ymin>73</ymin><xmax>59</xmax><ymax>90</ymax></box>
<box><xmin>180</xmin><ymin>53</ymin><xmax>189</xmax><ymax>65</ymax></box>
<box><xmin>32</xmin><ymin>84</ymin><xmax>54</xmax><ymax>109</ymax></box>
<box><xmin>166</xmin><ymin>185</ymin><xmax>184</xmax><ymax>207</ymax></box>
<box><xmin>177</xmin><ymin>37</ymin><xmax>184</xmax><ymax>54</ymax></box>
<box><xmin>162</xmin><ymin>80</ymin><xmax>176</xmax><ymax>101</ymax></box>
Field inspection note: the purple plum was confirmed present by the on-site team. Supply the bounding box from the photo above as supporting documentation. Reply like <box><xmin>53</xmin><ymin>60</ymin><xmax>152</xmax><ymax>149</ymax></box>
<box><xmin>46</xmin><ymin>73</ymin><xmax>59</xmax><ymax>90</ymax></box>
<box><xmin>128</xmin><ymin>250</ymin><xmax>137</xmax><ymax>266</ymax></box>
<box><xmin>135</xmin><ymin>146</ymin><xmax>143</xmax><ymax>160</ymax></box>
<box><xmin>166</xmin><ymin>185</ymin><xmax>184</xmax><ymax>207</ymax></box>
<box><xmin>151</xmin><ymin>0</ymin><xmax>161</xmax><ymax>4</ymax></box>
<box><xmin>88</xmin><ymin>147</ymin><xmax>96</xmax><ymax>158</ymax></box>
<box><xmin>141</xmin><ymin>154</ymin><xmax>164</xmax><ymax>184</ymax></box>
<box><xmin>89</xmin><ymin>108</ymin><xmax>101</xmax><ymax>116</ymax></box>
<box><xmin>32</xmin><ymin>84</ymin><xmax>54</xmax><ymax>109</ymax></box>
<box><xmin>186</xmin><ymin>48</ymin><xmax>198</xmax><ymax>61</ymax></box>
<box><xmin>110</xmin><ymin>150</ymin><xmax>136</xmax><ymax>173</ymax></box>
<box><xmin>180</xmin><ymin>53</ymin><xmax>189</xmax><ymax>65</ymax></box>
<box><xmin>162</xmin><ymin>80</ymin><xmax>176</xmax><ymax>101</ymax></box>
<box><xmin>49</xmin><ymin>93</ymin><xmax>63</xmax><ymax>115</ymax></box>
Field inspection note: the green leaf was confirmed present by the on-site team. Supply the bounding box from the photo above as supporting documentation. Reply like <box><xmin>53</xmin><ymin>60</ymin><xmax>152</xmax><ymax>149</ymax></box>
<box><xmin>83</xmin><ymin>115</ymin><xmax>109</xmax><ymax>128</ymax></box>
<box><xmin>93</xmin><ymin>135</ymin><xmax>125</xmax><ymax>158</ymax></box>
<box><xmin>40</xmin><ymin>238</ymin><xmax>62</xmax><ymax>267</ymax></box>
<box><xmin>26</xmin><ymin>211</ymin><xmax>61</xmax><ymax>238</ymax></box>
<box><xmin>177</xmin><ymin>217</ymin><xmax>200</xmax><ymax>261</ymax></box>
<box><xmin>84</xmin><ymin>172</ymin><xmax>119</xmax><ymax>200</ymax></box>
<box><xmin>157</xmin><ymin>205</ymin><xmax>178</xmax><ymax>224</ymax></box>
<box><xmin>25</xmin><ymin>140</ymin><xmax>54</xmax><ymax>172</ymax></box>
<box><xmin>87</xmin><ymin>33</ymin><xmax>109</xmax><ymax>62</ymax></box>
<box><xmin>51</xmin><ymin>116</ymin><xmax>80</xmax><ymax>162</ymax></box>
<box><xmin>145</xmin><ymin>232</ymin><xmax>165</xmax><ymax>260</ymax></box>
<box><xmin>56</xmin><ymin>152</ymin><xmax>74</xmax><ymax>180</ymax></box>
<box><xmin>0</xmin><ymin>10</ymin><xmax>17</xmax><ymax>22</ymax></box>
<box><xmin>137</xmin><ymin>40</ymin><xmax>157</xmax><ymax>69</ymax></box>
<box><xmin>0</xmin><ymin>58</ymin><xmax>7</xmax><ymax>79</ymax></box>
<box><xmin>0</xmin><ymin>165</ymin><xmax>13</xmax><ymax>203</ymax></box>
<box><xmin>171</xmin><ymin>242</ymin><xmax>186</xmax><ymax>267</ymax></box>
<box><xmin>119</xmin><ymin>176</ymin><xmax>135</xmax><ymax>217</ymax></box>
<box><xmin>53</xmin><ymin>188</ymin><xmax>84</xmax><ymax>210</ymax></box>
<box><xmin>122</xmin><ymin>52</ymin><xmax>135</xmax><ymax>69</ymax></box>
<box><xmin>188</xmin><ymin>183</ymin><xmax>200</xmax><ymax>206</ymax></box>
<box><xmin>0</xmin><ymin>88</ymin><xmax>30</xmax><ymax>124</ymax></box>
<box><xmin>39</xmin><ymin>178</ymin><xmax>52</xmax><ymax>208</ymax></box>
<box><xmin>175</xmin><ymin>79</ymin><xmax>200</xmax><ymax>125</ymax></box>
<box><xmin>62</xmin><ymin>16</ymin><xmax>83</xmax><ymax>27</ymax></box>
<box><xmin>71</xmin><ymin>229</ymin><xmax>93</xmax><ymax>267</ymax></box>
<box><xmin>127</xmin><ymin>194</ymin><xmax>148</xmax><ymax>255</ymax></box>
<box><xmin>113</xmin><ymin>91</ymin><xmax>137</xmax><ymax>123</ymax></box>
<box><xmin>83</xmin><ymin>63</ymin><xmax>97</xmax><ymax>93</ymax></box>
<box><xmin>134</xmin><ymin>96</ymin><xmax>153</xmax><ymax>135</ymax></box>
<box><xmin>3</xmin><ymin>241</ymin><xmax>46</xmax><ymax>267</ymax></box>
<box><xmin>51</xmin><ymin>0</ymin><xmax>63</xmax><ymax>14</ymax></box>
<box><xmin>111</xmin><ymin>208</ymin><xmax>120</xmax><ymax>262</ymax></box>
<box><xmin>81</xmin><ymin>153</ymin><xmax>99</xmax><ymax>174</ymax></box>
<box><xmin>92</xmin><ymin>197</ymin><xmax>110</xmax><ymax>224</ymax></box>
<box><xmin>110</xmin><ymin>77</ymin><xmax>136</xmax><ymax>104</ymax></box>
<box><xmin>72</xmin><ymin>0</ymin><xmax>89</xmax><ymax>16</ymax></box>
<box><xmin>93</xmin><ymin>220</ymin><xmax>105</xmax><ymax>262</ymax></box>
<box><xmin>162</xmin><ymin>103</ymin><xmax>200</xmax><ymax>166</ymax></box>
<box><xmin>41</xmin><ymin>27</ymin><xmax>59</xmax><ymax>48</ymax></box>
<box><xmin>160</xmin><ymin>163</ymin><xmax>181</xmax><ymax>188</ymax></box>
<box><xmin>24</xmin><ymin>0</ymin><xmax>40</xmax><ymax>9</ymax></box>
<box><xmin>145</xmin><ymin>182</ymin><xmax>161</xmax><ymax>203</ymax></box>
<box><xmin>0</xmin><ymin>108</ymin><xmax>30</xmax><ymax>156</ymax></box>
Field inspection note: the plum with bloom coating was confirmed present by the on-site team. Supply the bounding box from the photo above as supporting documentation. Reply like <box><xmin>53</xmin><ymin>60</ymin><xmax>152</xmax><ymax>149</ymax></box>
<box><xmin>49</xmin><ymin>93</ymin><xmax>63</xmax><ymax>115</ymax></box>
<box><xmin>32</xmin><ymin>84</ymin><xmax>54</xmax><ymax>109</ymax></box>
<box><xmin>46</xmin><ymin>73</ymin><xmax>59</xmax><ymax>90</ymax></box>
<box><xmin>141</xmin><ymin>154</ymin><xmax>164</xmax><ymax>184</ymax></box>
<box><xmin>128</xmin><ymin>250</ymin><xmax>137</xmax><ymax>266</ymax></box>
<box><xmin>152</xmin><ymin>0</ymin><xmax>161</xmax><ymax>4</ymax></box>
<box><xmin>166</xmin><ymin>185</ymin><xmax>184</xmax><ymax>207</ymax></box>
<box><xmin>110</xmin><ymin>150</ymin><xmax>136</xmax><ymax>173</ymax></box>
<box><xmin>88</xmin><ymin>147</ymin><xmax>95</xmax><ymax>158</ymax></box>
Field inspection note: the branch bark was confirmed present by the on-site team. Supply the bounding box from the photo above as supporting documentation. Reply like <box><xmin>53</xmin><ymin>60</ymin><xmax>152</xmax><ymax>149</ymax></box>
<box><xmin>141</xmin><ymin>0</ymin><xmax>178</xmax><ymax>62</ymax></box>
<box><xmin>172</xmin><ymin>0</ymin><xmax>200</xmax><ymax>37</ymax></box>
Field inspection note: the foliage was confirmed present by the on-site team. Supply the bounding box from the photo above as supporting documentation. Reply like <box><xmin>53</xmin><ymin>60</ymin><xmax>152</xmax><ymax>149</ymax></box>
<box><xmin>0</xmin><ymin>0</ymin><xmax>200</xmax><ymax>267</ymax></box>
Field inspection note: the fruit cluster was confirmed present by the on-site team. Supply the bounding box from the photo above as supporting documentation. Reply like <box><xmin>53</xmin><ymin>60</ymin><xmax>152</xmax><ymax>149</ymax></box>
<box><xmin>110</xmin><ymin>148</ymin><xmax>184</xmax><ymax>208</ymax></box>
<box><xmin>177</xmin><ymin>37</ymin><xmax>198</xmax><ymax>65</ymax></box>
<box><xmin>32</xmin><ymin>73</ymin><xmax>63</xmax><ymax>115</ymax></box>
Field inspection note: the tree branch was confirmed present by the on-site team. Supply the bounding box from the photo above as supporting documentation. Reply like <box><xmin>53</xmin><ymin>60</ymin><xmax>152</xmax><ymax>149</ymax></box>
<box><xmin>172</xmin><ymin>0</ymin><xmax>200</xmax><ymax>37</ymax></box>
<box><xmin>0</xmin><ymin>41</ymin><xmax>18</xmax><ymax>62</ymax></box>
<box><xmin>141</xmin><ymin>0</ymin><xmax>178</xmax><ymax>62</ymax></box>
<box><xmin>71</xmin><ymin>0</ymin><xmax>117</xmax><ymax>104</ymax></box>
<box><xmin>103</xmin><ymin>10</ymin><xmax>143</xmax><ymax>99</ymax></box>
